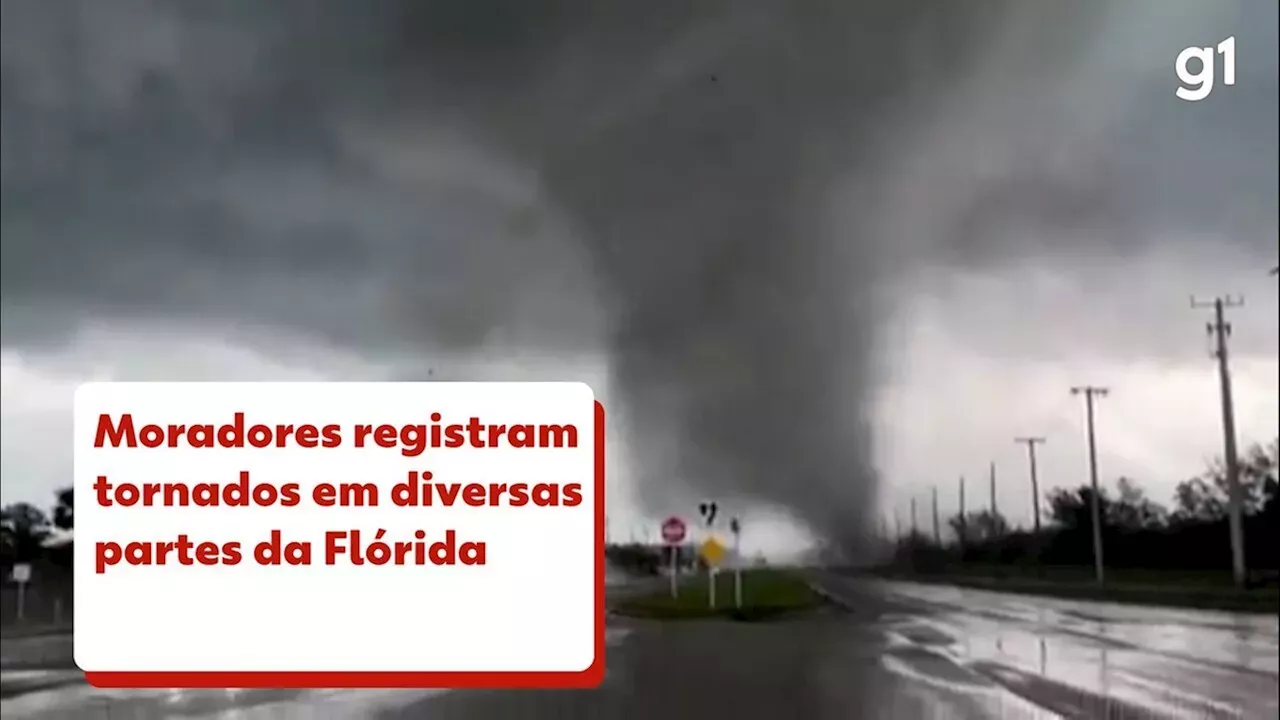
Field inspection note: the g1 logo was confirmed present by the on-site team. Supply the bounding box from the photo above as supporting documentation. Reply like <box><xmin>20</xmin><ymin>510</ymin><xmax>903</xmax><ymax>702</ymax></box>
<box><xmin>1175</xmin><ymin>36</ymin><xmax>1236</xmax><ymax>102</ymax></box>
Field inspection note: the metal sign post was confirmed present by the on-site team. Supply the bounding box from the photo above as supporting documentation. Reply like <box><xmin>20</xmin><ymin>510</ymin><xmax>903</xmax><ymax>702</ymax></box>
<box><xmin>698</xmin><ymin>537</ymin><xmax>726</xmax><ymax>610</ymax></box>
<box><xmin>698</xmin><ymin>502</ymin><xmax>719</xmax><ymax>609</ymax></box>
<box><xmin>661</xmin><ymin>516</ymin><xmax>687</xmax><ymax>599</ymax></box>
<box><xmin>11</xmin><ymin>563</ymin><xmax>32</xmax><ymax>621</ymax></box>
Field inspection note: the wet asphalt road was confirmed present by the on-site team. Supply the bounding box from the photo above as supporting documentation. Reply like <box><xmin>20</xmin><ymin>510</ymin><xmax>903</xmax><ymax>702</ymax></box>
<box><xmin>2</xmin><ymin>574</ymin><xmax>1276</xmax><ymax>719</ymax></box>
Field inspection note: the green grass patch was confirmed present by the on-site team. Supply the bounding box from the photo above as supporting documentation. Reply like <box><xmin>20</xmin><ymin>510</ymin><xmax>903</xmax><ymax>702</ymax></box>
<box><xmin>613</xmin><ymin>569</ymin><xmax>824</xmax><ymax>621</ymax></box>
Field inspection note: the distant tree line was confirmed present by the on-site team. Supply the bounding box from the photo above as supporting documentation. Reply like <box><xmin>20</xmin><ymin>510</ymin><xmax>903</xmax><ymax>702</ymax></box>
<box><xmin>605</xmin><ymin>542</ymin><xmax>666</xmax><ymax>575</ymax></box>
<box><xmin>5</xmin><ymin>440</ymin><xmax>1277</xmax><ymax>581</ymax></box>
<box><xmin>897</xmin><ymin>438</ymin><xmax>1279</xmax><ymax>582</ymax></box>
<box><xmin>1</xmin><ymin>486</ymin><xmax>74</xmax><ymax>572</ymax></box>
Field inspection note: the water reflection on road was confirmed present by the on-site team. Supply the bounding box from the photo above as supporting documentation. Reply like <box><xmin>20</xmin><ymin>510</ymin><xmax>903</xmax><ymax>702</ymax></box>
<box><xmin>1</xmin><ymin>683</ymin><xmax>445</xmax><ymax>719</ymax></box>
<box><xmin>860</xmin><ymin>580</ymin><xmax>1279</xmax><ymax>718</ymax></box>
<box><xmin>2</xmin><ymin>576</ymin><xmax>1275</xmax><ymax>719</ymax></box>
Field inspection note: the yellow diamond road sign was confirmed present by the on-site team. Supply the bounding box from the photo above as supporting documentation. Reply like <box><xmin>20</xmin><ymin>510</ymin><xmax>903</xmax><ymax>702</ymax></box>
<box><xmin>699</xmin><ymin>536</ymin><xmax>727</xmax><ymax>568</ymax></box>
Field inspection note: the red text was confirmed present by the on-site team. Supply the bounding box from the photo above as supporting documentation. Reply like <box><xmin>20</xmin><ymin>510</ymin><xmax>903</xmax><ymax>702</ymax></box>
<box><xmin>93</xmin><ymin>472</ymin><xmax>302</xmax><ymax>508</ymax></box>
<box><xmin>324</xmin><ymin>529</ymin><xmax>486</xmax><ymax>566</ymax></box>
<box><xmin>94</xmin><ymin>413</ymin><xmax>342</xmax><ymax>451</ymax></box>
<box><xmin>392</xmin><ymin>471</ymin><xmax>582</xmax><ymax>507</ymax></box>
<box><xmin>353</xmin><ymin>414</ymin><xmax>577</xmax><ymax>456</ymax></box>
<box><xmin>95</xmin><ymin>536</ymin><xmax>242</xmax><ymax>574</ymax></box>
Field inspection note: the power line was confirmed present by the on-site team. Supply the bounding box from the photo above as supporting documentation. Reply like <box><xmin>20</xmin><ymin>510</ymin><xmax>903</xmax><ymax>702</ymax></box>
<box><xmin>1071</xmin><ymin>386</ymin><xmax>1109</xmax><ymax>585</ymax></box>
<box><xmin>1015</xmin><ymin>437</ymin><xmax>1047</xmax><ymax>534</ymax></box>
<box><xmin>1191</xmin><ymin>294</ymin><xmax>1248</xmax><ymax>588</ymax></box>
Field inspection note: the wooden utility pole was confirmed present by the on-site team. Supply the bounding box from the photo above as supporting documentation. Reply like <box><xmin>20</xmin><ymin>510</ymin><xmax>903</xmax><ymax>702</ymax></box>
<box><xmin>932</xmin><ymin>486</ymin><xmax>942</xmax><ymax>544</ymax></box>
<box><xmin>989</xmin><ymin>461</ymin><xmax>999</xmax><ymax>517</ymax></box>
<box><xmin>1192</xmin><ymin>295</ymin><xmax>1248</xmax><ymax>588</ymax></box>
<box><xmin>1015</xmin><ymin>437</ymin><xmax>1047</xmax><ymax>534</ymax></box>
<box><xmin>1071</xmin><ymin>386</ymin><xmax>1109</xmax><ymax>585</ymax></box>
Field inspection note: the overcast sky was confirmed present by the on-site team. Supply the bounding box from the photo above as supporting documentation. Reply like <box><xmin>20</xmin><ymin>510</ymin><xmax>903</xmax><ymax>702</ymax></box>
<box><xmin>2</xmin><ymin>1</ymin><xmax>1277</xmax><ymax>558</ymax></box>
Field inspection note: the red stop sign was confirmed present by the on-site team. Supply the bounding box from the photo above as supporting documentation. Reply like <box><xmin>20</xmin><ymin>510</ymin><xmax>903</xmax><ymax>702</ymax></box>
<box><xmin>661</xmin><ymin>516</ymin><xmax>687</xmax><ymax>544</ymax></box>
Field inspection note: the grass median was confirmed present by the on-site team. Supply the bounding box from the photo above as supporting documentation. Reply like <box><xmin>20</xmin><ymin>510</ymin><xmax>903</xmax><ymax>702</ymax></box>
<box><xmin>613</xmin><ymin>568</ymin><xmax>825</xmax><ymax>621</ymax></box>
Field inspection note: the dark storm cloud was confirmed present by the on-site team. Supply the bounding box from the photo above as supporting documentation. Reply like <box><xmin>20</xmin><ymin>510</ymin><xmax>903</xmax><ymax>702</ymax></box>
<box><xmin>2</xmin><ymin>0</ymin><xmax>1276</xmax><ymax>548</ymax></box>
<box><xmin>0</xmin><ymin>0</ymin><xmax>604</xmax><ymax>353</ymax></box>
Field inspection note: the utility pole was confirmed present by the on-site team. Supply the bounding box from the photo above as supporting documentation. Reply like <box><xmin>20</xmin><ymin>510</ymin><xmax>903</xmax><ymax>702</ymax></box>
<box><xmin>1192</xmin><ymin>295</ymin><xmax>1248</xmax><ymax>588</ymax></box>
<box><xmin>1015</xmin><ymin>437</ymin><xmax>1047</xmax><ymax>533</ymax></box>
<box><xmin>932</xmin><ymin>486</ymin><xmax>941</xmax><ymax>544</ymax></box>
<box><xmin>1071</xmin><ymin>386</ymin><xmax>1109</xmax><ymax>585</ymax></box>
<box><xmin>989</xmin><ymin>462</ymin><xmax>999</xmax><ymax>517</ymax></box>
<box><xmin>989</xmin><ymin>461</ymin><xmax>1004</xmax><ymax>539</ymax></box>
<box><xmin>958</xmin><ymin>476</ymin><xmax>967</xmax><ymax>548</ymax></box>
<box><xmin>910</xmin><ymin>497</ymin><xmax>918</xmax><ymax>540</ymax></box>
